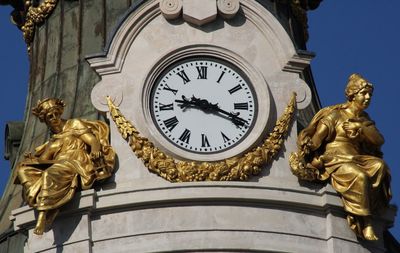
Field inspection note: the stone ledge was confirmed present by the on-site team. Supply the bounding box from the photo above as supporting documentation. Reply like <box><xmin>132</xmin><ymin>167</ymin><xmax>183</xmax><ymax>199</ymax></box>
<box><xmin>11</xmin><ymin>183</ymin><xmax>342</xmax><ymax>231</ymax></box>
<box><xmin>10</xmin><ymin>189</ymin><xmax>95</xmax><ymax>232</ymax></box>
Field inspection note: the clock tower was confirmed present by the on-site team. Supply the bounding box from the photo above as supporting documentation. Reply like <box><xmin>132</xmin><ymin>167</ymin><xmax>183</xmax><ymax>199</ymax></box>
<box><xmin>0</xmin><ymin>0</ymin><xmax>396</xmax><ymax>252</ymax></box>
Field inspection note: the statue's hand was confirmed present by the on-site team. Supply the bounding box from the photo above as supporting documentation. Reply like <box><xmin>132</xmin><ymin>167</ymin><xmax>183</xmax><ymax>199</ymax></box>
<box><xmin>343</xmin><ymin>120</ymin><xmax>362</xmax><ymax>139</ymax></box>
<box><xmin>23</xmin><ymin>152</ymin><xmax>34</xmax><ymax>159</ymax></box>
<box><xmin>90</xmin><ymin>151</ymin><xmax>102</xmax><ymax>160</ymax></box>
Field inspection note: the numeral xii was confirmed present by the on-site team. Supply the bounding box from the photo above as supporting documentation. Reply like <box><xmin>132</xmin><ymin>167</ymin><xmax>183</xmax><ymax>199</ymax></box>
<box><xmin>196</xmin><ymin>66</ymin><xmax>207</xmax><ymax>79</ymax></box>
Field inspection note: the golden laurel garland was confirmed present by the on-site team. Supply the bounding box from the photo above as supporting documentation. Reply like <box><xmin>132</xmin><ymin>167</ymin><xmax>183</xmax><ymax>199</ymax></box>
<box><xmin>22</xmin><ymin>0</ymin><xmax>58</xmax><ymax>53</ymax></box>
<box><xmin>106</xmin><ymin>93</ymin><xmax>297</xmax><ymax>182</ymax></box>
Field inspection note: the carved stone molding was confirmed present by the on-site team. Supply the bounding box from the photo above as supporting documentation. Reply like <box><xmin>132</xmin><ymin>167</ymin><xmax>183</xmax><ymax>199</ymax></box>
<box><xmin>160</xmin><ymin>0</ymin><xmax>240</xmax><ymax>26</ymax></box>
<box><xmin>159</xmin><ymin>0</ymin><xmax>183</xmax><ymax>19</ymax></box>
<box><xmin>182</xmin><ymin>0</ymin><xmax>217</xmax><ymax>26</ymax></box>
<box><xmin>217</xmin><ymin>0</ymin><xmax>240</xmax><ymax>19</ymax></box>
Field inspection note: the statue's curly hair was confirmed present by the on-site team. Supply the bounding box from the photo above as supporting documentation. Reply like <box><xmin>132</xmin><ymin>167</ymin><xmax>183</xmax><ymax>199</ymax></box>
<box><xmin>345</xmin><ymin>73</ymin><xmax>374</xmax><ymax>101</ymax></box>
<box><xmin>32</xmin><ymin>98</ymin><xmax>65</xmax><ymax>122</ymax></box>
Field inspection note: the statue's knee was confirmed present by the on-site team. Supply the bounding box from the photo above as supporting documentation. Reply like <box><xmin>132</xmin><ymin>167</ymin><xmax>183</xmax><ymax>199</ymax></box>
<box><xmin>17</xmin><ymin>167</ymin><xmax>27</xmax><ymax>177</ymax></box>
<box><xmin>347</xmin><ymin>165</ymin><xmax>368</xmax><ymax>181</ymax></box>
<box><xmin>17</xmin><ymin>167</ymin><xmax>29</xmax><ymax>183</ymax></box>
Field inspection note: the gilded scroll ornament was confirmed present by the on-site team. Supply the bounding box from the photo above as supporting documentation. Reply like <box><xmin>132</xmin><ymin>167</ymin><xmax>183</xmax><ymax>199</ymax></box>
<box><xmin>14</xmin><ymin>98</ymin><xmax>115</xmax><ymax>235</ymax></box>
<box><xmin>107</xmin><ymin>93</ymin><xmax>296</xmax><ymax>182</ymax></box>
<box><xmin>289</xmin><ymin>74</ymin><xmax>392</xmax><ymax>241</ymax></box>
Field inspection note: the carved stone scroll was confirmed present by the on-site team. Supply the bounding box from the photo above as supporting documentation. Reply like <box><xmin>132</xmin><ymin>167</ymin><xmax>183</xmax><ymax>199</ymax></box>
<box><xmin>217</xmin><ymin>0</ymin><xmax>240</xmax><ymax>19</ymax></box>
<box><xmin>160</xmin><ymin>0</ymin><xmax>183</xmax><ymax>20</ymax></box>
<box><xmin>160</xmin><ymin>0</ymin><xmax>241</xmax><ymax>26</ymax></box>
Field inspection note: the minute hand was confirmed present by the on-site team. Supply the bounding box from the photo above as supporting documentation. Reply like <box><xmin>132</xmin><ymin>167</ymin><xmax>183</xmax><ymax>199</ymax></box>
<box><xmin>212</xmin><ymin>106</ymin><xmax>249</xmax><ymax>127</ymax></box>
<box><xmin>175</xmin><ymin>96</ymin><xmax>249</xmax><ymax>127</ymax></box>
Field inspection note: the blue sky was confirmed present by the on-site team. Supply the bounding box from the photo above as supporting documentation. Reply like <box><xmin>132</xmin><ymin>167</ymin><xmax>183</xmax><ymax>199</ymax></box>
<box><xmin>1</xmin><ymin>1</ymin><xmax>400</xmax><ymax>240</ymax></box>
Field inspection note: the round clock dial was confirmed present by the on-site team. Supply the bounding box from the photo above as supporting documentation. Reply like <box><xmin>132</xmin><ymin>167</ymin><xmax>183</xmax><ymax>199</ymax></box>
<box><xmin>150</xmin><ymin>58</ymin><xmax>257</xmax><ymax>154</ymax></box>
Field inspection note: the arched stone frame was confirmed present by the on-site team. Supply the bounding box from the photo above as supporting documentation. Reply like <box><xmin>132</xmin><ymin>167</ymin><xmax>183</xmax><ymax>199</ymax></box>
<box><xmin>88</xmin><ymin>0</ymin><xmax>311</xmax><ymax>161</ymax></box>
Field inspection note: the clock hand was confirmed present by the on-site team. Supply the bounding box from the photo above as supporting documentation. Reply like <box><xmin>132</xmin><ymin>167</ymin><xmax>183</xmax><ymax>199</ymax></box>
<box><xmin>175</xmin><ymin>95</ymin><xmax>215</xmax><ymax>111</ymax></box>
<box><xmin>175</xmin><ymin>95</ymin><xmax>249</xmax><ymax>127</ymax></box>
<box><xmin>212</xmin><ymin>106</ymin><xmax>248</xmax><ymax>127</ymax></box>
<box><xmin>174</xmin><ymin>95</ymin><xmax>198</xmax><ymax>109</ymax></box>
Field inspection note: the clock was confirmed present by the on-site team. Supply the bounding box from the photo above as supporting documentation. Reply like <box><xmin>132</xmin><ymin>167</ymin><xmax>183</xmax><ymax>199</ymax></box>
<box><xmin>150</xmin><ymin>57</ymin><xmax>257</xmax><ymax>154</ymax></box>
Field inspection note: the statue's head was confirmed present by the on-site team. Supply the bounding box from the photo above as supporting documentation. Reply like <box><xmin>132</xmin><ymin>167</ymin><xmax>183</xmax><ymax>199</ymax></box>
<box><xmin>345</xmin><ymin>74</ymin><xmax>374</xmax><ymax>101</ymax></box>
<box><xmin>345</xmin><ymin>74</ymin><xmax>374</xmax><ymax>110</ymax></box>
<box><xmin>32</xmin><ymin>98</ymin><xmax>66</xmax><ymax>123</ymax></box>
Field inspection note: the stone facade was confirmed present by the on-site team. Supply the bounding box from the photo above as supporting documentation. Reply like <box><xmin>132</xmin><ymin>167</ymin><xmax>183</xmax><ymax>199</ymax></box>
<box><xmin>4</xmin><ymin>1</ymin><xmax>388</xmax><ymax>253</ymax></box>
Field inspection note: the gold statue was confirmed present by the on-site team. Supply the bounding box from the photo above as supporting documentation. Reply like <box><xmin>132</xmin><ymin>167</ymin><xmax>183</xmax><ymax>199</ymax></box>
<box><xmin>14</xmin><ymin>98</ymin><xmax>115</xmax><ymax>235</ymax></box>
<box><xmin>290</xmin><ymin>74</ymin><xmax>391</xmax><ymax>240</ymax></box>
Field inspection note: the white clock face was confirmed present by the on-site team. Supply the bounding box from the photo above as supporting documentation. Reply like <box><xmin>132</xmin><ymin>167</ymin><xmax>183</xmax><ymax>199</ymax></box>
<box><xmin>150</xmin><ymin>58</ymin><xmax>257</xmax><ymax>154</ymax></box>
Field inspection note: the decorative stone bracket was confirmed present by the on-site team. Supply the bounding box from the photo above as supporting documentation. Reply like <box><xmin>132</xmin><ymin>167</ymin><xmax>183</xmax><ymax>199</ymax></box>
<box><xmin>160</xmin><ymin>0</ymin><xmax>240</xmax><ymax>26</ymax></box>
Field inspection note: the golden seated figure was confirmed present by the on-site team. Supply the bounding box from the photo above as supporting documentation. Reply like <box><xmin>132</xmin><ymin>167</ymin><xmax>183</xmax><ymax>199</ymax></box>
<box><xmin>290</xmin><ymin>73</ymin><xmax>391</xmax><ymax>241</ymax></box>
<box><xmin>14</xmin><ymin>98</ymin><xmax>115</xmax><ymax>235</ymax></box>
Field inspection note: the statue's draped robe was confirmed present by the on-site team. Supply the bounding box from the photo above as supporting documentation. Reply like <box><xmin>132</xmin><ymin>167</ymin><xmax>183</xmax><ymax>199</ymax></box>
<box><xmin>15</xmin><ymin>119</ymin><xmax>115</xmax><ymax>211</ymax></box>
<box><xmin>298</xmin><ymin>104</ymin><xmax>391</xmax><ymax>233</ymax></box>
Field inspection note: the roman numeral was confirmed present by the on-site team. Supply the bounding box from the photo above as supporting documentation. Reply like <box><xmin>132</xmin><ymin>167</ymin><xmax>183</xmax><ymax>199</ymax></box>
<box><xmin>196</xmin><ymin>66</ymin><xmax>208</xmax><ymax>79</ymax></box>
<box><xmin>179</xmin><ymin>129</ymin><xmax>191</xmax><ymax>144</ymax></box>
<box><xmin>234</xmin><ymin>102</ymin><xmax>248</xmax><ymax>110</ymax></box>
<box><xmin>217</xmin><ymin>71</ymin><xmax>225</xmax><ymax>83</ymax></box>
<box><xmin>163</xmin><ymin>84</ymin><xmax>178</xmax><ymax>95</ymax></box>
<box><xmin>163</xmin><ymin>116</ymin><xmax>179</xmax><ymax>131</ymax></box>
<box><xmin>201</xmin><ymin>134</ymin><xmax>210</xmax><ymax>147</ymax></box>
<box><xmin>177</xmin><ymin>70</ymin><xmax>190</xmax><ymax>84</ymax></box>
<box><xmin>159</xmin><ymin>103</ymin><xmax>174</xmax><ymax>111</ymax></box>
<box><xmin>228</xmin><ymin>84</ymin><xmax>242</xmax><ymax>94</ymax></box>
<box><xmin>221</xmin><ymin>132</ymin><xmax>230</xmax><ymax>142</ymax></box>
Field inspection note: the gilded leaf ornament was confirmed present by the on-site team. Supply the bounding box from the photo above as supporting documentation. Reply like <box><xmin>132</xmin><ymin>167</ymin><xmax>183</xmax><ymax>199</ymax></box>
<box><xmin>106</xmin><ymin>93</ymin><xmax>296</xmax><ymax>182</ymax></box>
<box><xmin>23</xmin><ymin>0</ymin><xmax>58</xmax><ymax>53</ymax></box>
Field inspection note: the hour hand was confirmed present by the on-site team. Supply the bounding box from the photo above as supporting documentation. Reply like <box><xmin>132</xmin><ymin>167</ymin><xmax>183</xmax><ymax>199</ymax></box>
<box><xmin>174</xmin><ymin>95</ymin><xmax>192</xmax><ymax>109</ymax></box>
<box><xmin>175</xmin><ymin>95</ymin><xmax>218</xmax><ymax>111</ymax></box>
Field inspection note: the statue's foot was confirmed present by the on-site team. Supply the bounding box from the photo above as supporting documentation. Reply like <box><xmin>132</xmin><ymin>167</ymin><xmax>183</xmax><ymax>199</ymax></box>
<box><xmin>33</xmin><ymin>223</ymin><xmax>45</xmax><ymax>235</ymax></box>
<box><xmin>33</xmin><ymin>211</ymin><xmax>46</xmax><ymax>235</ymax></box>
<box><xmin>363</xmin><ymin>225</ymin><xmax>378</xmax><ymax>241</ymax></box>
